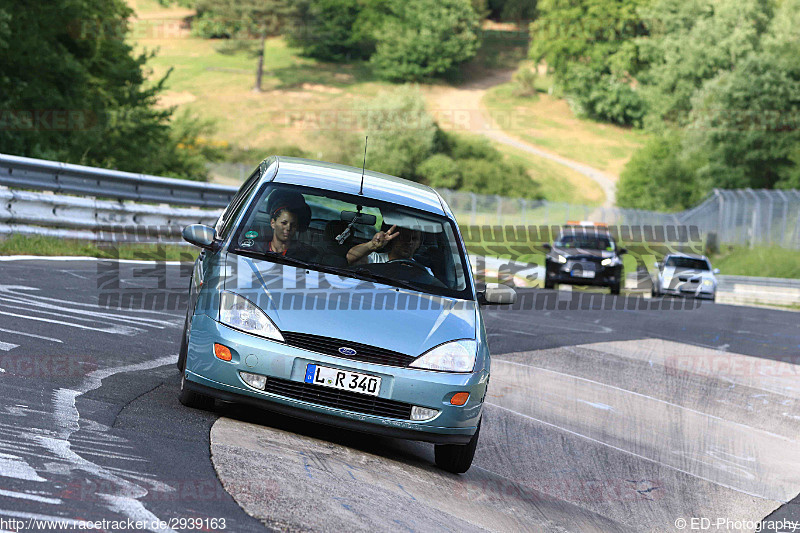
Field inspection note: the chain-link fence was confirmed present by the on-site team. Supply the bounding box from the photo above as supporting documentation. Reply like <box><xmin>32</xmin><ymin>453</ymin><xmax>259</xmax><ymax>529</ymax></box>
<box><xmin>438</xmin><ymin>189</ymin><xmax>800</xmax><ymax>249</ymax></box>
<box><xmin>206</xmin><ymin>164</ymin><xmax>800</xmax><ymax>249</ymax></box>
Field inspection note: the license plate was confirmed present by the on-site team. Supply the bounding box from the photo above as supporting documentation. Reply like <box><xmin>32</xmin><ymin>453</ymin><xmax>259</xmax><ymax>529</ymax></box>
<box><xmin>572</xmin><ymin>269</ymin><xmax>595</xmax><ymax>278</ymax></box>
<box><xmin>304</xmin><ymin>364</ymin><xmax>381</xmax><ymax>396</ymax></box>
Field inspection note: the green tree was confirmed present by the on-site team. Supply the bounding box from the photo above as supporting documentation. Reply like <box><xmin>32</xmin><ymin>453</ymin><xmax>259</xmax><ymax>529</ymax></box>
<box><xmin>286</xmin><ymin>0</ymin><xmax>376</xmax><ymax>61</ymax></box>
<box><xmin>682</xmin><ymin>0</ymin><xmax>800</xmax><ymax>189</ymax></box>
<box><xmin>0</xmin><ymin>0</ymin><xmax>214</xmax><ymax>179</ymax></box>
<box><xmin>637</xmin><ymin>0</ymin><xmax>773</xmax><ymax>127</ymax></box>
<box><xmin>529</xmin><ymin>0</ymin><xmax>650</xmax><ymax>126</ymax></box>
<box><xmin>194</xmin><ymin>0</ymin><xmax>292</xmax><ymax>91</ymax></box>
<box><xmin>616</xmin><ymin>131</ymin><xmax>703</xmax><ymax>211</ymax></box>
<box><xmin>370</xmin><ymin>0</ymin><xmax>481</xmax><ymax>82</ymax></box>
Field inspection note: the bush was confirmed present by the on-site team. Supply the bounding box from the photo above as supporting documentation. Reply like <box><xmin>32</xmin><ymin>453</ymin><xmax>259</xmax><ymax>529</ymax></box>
<box><xmin>418</xmin><ymin>154</ymin><xmax>462</xmax><ymax>189</ymax></box>
<box><xmin>564</xmin><ymin>66</ymin><xmax>646</xmax><ymax>127</ymax></box>
<box><xmin>371</xmin><ymin>0</ymin><xmax>480</xmax><ymax>82</ymax></box>
<box><xmin>358</xmin><ymin>87</ymin><xmax>438</xmax><ymax>179</ymax></box>
<box><xmin>511</xmin><ymin>65</ymin><xmax>538</xmax><ymax>98</ymax></box>
<box><xmin>616</xmin><ymin>131</ymin><xmax>703</xmax><ymax>211</ymax></box>
<box><xmin>457</xmin><ymin>158</ymin><xmax>539</xmax><ymax>198</ymax></box>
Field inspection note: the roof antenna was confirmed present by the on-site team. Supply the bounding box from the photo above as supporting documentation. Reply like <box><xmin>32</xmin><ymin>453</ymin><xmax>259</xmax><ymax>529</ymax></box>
<box><xmin>359</xmin><ymin>136</ymin><xmax>368</xmax><ymax>195</ymax></box>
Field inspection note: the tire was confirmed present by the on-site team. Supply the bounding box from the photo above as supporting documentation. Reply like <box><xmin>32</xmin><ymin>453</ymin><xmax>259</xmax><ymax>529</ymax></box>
<box><xmin>434</xmin><ymin>420</ymin><xmax>481</xmax><ymax>474</ymax></box>
<box><xmin>544</xmin><ymin>279</ymin><xmax>555</xmax><ymax>290</ymax></box>
<box><xmin>177</xmin><ymin>309</ymin><xmax>190</xmax><ymax>372</ymax></box>
<box><xmin>179</xmin><ymin>374</ymin><xmax>215</xmax><ymax>411</ymax></box>
<box><xmin>610</xmin><ymin>283</ymin><xmax>621</xmax><ymax>295</ymax></box>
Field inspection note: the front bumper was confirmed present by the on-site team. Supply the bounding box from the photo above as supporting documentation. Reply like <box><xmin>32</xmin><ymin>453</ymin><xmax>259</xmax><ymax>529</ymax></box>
<box><xmin>183</xmin><ymin>314</ymin><xmax>484</xmax><ymax>444</ymax></box>
<box><xmin>661</xmin><ymin>286</ymin><xmax>716</xmax><ymax>299</ymax></box>
<box><xmin>546</xmin><ymin>261</ymin><xmax>621</xmax><ymax>287</ymax></box>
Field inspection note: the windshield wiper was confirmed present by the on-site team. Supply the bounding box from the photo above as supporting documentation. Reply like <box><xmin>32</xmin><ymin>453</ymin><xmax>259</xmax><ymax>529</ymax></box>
<box><xmin>320</xmin><ymin>265</ymin><xmax>424</xmax><ymax>292</ymax></box>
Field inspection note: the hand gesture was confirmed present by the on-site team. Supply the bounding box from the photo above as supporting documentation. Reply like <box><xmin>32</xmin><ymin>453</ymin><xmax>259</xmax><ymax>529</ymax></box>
<box><xmin>369</xmin><ymin>225</ymin><xmax>399</xmax><ymax>251</ymax></box>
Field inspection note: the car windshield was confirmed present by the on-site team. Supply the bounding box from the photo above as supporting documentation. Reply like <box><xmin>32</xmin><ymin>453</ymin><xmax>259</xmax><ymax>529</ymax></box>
<box><xmin>229</xmin><ymin>183</ymin><xmax>472</xmax><ymax>299</ymax></box>
<box><xmin>555</xmin><ymin>234</ymin><xmax>614</xmax><ymax>250</ymax></box>
<box><xmin>665</xmin><ymin>257</ymin><xmax>711</xmax><ymax>270</ymax></box>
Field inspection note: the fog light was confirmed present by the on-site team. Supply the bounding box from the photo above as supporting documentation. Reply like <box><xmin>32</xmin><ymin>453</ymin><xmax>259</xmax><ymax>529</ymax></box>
<box><xmin>411</xmin><ymin>406</ymin><xmax>440</xmax><ymax>421</ymax></box>
<box><xmin>214</xmin><ymin>343</ymin><xmax>232</xmax><ymax>361</ymax></box>
<box><xmin>450</xmin><ymin>392</ymin><xmax>470</xmax><ymax>406</ymax></box>
<box><xmin>240</xmin><ymin>372</ymin><xmax>266</xmax><ymax>390</ymax></box>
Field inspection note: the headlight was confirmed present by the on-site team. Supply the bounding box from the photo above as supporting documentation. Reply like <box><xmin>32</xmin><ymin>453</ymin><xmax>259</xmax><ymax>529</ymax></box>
<box><xmin>702</xmin><ymin>279</ymin><xmax>714</xmax><ymax>287</ymax></box>
<box><xmin>410</xmin><ymin>340</ymin><xmax>477</xmax><ymax>373</ymax></box>
<box><xmin>555</xmin><ymin>254</ymin><xmax>568</xmax><ymax>264</ymax></box>
<box><xmin>219</xmin><ymin>291</ymin><xmax>284</xmax><ymax>342</ymax></box>
<box><xmin>601</xmin><ymin>257</ymin><xmax>617</xmax><ymax>266</ymax></box>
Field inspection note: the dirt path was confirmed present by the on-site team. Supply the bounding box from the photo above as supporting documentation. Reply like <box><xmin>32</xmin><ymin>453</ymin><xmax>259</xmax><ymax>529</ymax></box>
<box><xmin>425</xmin><ymin>71</ymin><xmax>617</xmax><ymax>208</ymax></box>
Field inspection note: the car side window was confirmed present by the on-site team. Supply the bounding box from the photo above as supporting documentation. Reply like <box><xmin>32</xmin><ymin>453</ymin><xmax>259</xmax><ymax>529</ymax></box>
<box><xmin>215</xmin><ymin>168</ymin><xmax>263</xmax><ymax>240</ymax></box>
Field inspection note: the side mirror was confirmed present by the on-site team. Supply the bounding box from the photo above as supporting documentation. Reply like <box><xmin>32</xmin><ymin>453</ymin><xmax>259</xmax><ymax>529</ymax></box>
<box><xmin>479</xmin><ymin>284</ymin><xmax>517</xmax><ymax>305</ymax></box>
<box><xmin>713</xmin><ymin>268</ymin><xmax>720</xmax><ymax>274</ymax></box>
<box><xmin>618</xmin><ymin>248</ymin><xmax>628</xmax><ymax>255</ymax></box>
<box><xmin>654</xmin><ymin>262</ymin><xmax>661</xmax><ymax>269</ymax></box>
<box><xmin>542</xmin><ymin>243</ymin><xmax>552</xmax><ymax>251</ymax></box>
<box><xmin>183</xmin><ymin>224</ymin><xmax>216</xmax><ymax>249</ymax></box>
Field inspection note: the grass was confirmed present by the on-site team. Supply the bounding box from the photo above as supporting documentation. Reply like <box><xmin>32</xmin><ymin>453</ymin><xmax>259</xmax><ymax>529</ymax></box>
<box><xmin>483</xmin><ymin>81</ymin><xmax>649</xmax><ymax>178</ymax></box>
<box><xmin>709</xmin><ymin>246</ymin><xmax>800</xmax><ymax>279</ymax></box>
<box><xmin>0</xmin><ymin>234</ymin><xmax>198</xmax><ymax>262</ymax></box>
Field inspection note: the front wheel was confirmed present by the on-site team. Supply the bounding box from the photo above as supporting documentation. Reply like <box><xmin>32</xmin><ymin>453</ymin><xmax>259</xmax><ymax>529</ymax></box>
<box><xmin>610</xmin><ymin>283</ymin><xmax>621</xmax><ymax>295</ymax></box>
<box><xmin>179</xmin><ymin>374</ymin><xmax>215</xmax><ymax>411</ymax></box>
<box><xmin>435</xmin><ymin>420</ymin><xmax>481</xmax><ymax>474</ymax></box>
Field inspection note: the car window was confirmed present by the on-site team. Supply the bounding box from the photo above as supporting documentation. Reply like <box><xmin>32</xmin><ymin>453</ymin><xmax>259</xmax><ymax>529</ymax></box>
<box><xmin>555</xmin><ymin>234</ymin><xmax>614</xmax><ymax>250</ymax></box>
<box><xmin>215</xmin><ymin>166</ymin><xmax>263</xmax><ymax>239</ymax></box>
<box><xmin>665</xmin><ymin>257</ymin><xmax>711</xmax><ymax>270</ymax></box>
<box><xmin>229</xmin><ymin>183</ymin><xmax>472</xmax><ymax>299</ymax></box>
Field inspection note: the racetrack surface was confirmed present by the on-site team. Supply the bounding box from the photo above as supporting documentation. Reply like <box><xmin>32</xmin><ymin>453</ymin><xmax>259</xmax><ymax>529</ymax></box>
<box><xmin>0</xmin><ymin>258</ymin><xmax>797</xmax><ymax>532</ymax></box>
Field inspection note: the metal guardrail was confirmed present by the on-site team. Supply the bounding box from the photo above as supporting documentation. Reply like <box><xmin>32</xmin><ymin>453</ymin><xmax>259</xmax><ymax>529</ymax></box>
<box><xmin>0</xmin><ymin>189</ymin><xmax>221</xmax><ymax>242</ymax></box>
<box><xmin>0</xmin><ymin>153</ymin><xmax>237</xmax><ymax>208</ymax></box>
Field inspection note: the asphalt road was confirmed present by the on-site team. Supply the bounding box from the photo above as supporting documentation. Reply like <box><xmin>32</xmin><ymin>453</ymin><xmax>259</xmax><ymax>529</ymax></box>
<box><xmin>0</xmin><ymin>258</ymin><xmax>797</xmax><ymax>532</ymax></box>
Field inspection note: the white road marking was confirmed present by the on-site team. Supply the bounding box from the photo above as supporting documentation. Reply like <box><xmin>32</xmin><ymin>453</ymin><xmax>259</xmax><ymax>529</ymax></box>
<box><xmin>577</xmin><ymin>399</ymin><xmax>615</xmax><ymax>411</ymax></box>
<box><xmin>43</xmin><ymin>355</ymin><xmax>178</xmax><ymax>533</ymax></box>
<box><xmin>0</xmin><ymin>488</ymin><xmax>61</xmax><ymax>505</ymax></box>
<box><xmin>0</xmin><ymin>310</ymin><xmax>140</xmax><ymax>335</ymax></box>
<box><xmin>0</xmin><ymin>327</ymin><xmax>62</xmax><ymax>343</ymax></box>
<box><xmin>0</xmin><ymin>342</ymin><xmax>18</xmax><ymax>352</ymax></box>
<box><xmin>0</xmin><ymin>255</ymin><xmax>190</xmax><ymax>265</ymax></box>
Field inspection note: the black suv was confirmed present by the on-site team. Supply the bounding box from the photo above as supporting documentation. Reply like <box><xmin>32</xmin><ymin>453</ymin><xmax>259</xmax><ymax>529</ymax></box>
<box><xmin>543</xmin><ymin>224</ymin><xmax>627</xmax><ymax>294</ymax></box>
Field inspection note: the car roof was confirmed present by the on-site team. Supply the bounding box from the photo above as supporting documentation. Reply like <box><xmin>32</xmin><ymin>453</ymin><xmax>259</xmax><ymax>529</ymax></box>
<box><xmin>265</xmin><ymin>156</ymin><xmax>446</xmax><ymax>216</ymax></box>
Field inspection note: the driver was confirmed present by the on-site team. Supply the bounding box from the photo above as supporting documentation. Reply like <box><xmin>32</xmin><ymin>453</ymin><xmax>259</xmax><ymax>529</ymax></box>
<box><xmin>346</xmin><ymin>225</ymin><xmax>431</xmax><ymax>274</ymax></box>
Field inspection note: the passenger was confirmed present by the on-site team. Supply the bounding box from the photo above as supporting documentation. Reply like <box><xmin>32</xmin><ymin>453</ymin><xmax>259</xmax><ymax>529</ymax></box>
<box><xmin>265</xmin><ymin>205</ymin><xmax>317</xmax><ymax>261</ymax></box>
<box><xmin>346</xmin><ymin>225</ymin><xmax>429</xmax><ymax>273</ymax></box>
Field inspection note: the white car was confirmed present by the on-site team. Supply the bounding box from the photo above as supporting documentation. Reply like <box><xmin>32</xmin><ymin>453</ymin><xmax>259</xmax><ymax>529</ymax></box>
<box><xmin>652</xmin><ymin>254</ymin><xmax>720</xmax><ymax>301</ymax></box>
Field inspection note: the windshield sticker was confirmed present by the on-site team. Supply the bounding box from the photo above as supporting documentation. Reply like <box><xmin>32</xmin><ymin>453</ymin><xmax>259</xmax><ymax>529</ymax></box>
<box><xmin>245</xmin><ymin>231</ymin><xmax>258</xmax><ymax>239</ymax></box>
<box><xmin>241</xmin><ymin>239</ymin><xmax>255</xmax><ymax>248</ymax></box>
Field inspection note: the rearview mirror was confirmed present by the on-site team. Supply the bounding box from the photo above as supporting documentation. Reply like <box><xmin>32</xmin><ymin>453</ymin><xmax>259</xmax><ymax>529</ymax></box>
<box><xmin>341</xmin><ymin>211</ymin><xmax>377</xmax><ymax>226</ymax></box>
<box><xmin>618</xmin><ymin>248</ymin><xmax>628</xmax><ymax>255</ymax></box>
<box><xmin>183</xmin><ymin>224</ymin><xmax>216</xmax><ymax>249</ymax></box>
<box><xmin>713</xmin><ymin>268</ymin><xmax>720</xmax><ymax>274</ymax></box>
<box><xmin>542</xmin><ymin>243</ymin><xmax>552</xmax><ymax>251</ymax></box>
<box><xmin>654</xmin><ymin>261</ymin><xmax>661</xmax><ymax>269</ymax></box>
<box><xmin>479</xmin><ymin>284</ymin><xmax>517</xmax><ymax>305</ymax></box>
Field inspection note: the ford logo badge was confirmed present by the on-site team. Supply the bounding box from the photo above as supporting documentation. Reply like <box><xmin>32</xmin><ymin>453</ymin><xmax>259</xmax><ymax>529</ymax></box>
<box><xmin>339</xmin><ymin>347</ymin><xmax>357</xmax><ymax>356</ymax></box>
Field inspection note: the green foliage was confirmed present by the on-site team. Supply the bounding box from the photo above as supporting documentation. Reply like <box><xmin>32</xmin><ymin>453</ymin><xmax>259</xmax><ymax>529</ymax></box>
<box><xmin>563</xmin><ymin>65</ymin><xmax>646</xmax><ymax>127</ymax></box>
<box><xmin>530</xmin><ymin>0</ymin><xmax>650</xmax><ymax>126</ymax></box>
<box><xmin>418</xmin><ymin>154</ymin><xmax>462</xmax><ymax>189</ymax></box>
<box><xmin>709</xmin><ymin>245</ymin><xmax>800</xmax><ymax>280</ymax></box>
<box><xmin>370</xmin><ymin>0</ymin><xmax>481</xmax><ymax>81</ymax></box>
<box><xmin>616</xmin><ymin>131</ymin><xmax>703</xmax><ymax>211</ymax></box>
<box><xmin>0</xmin><ymin>0</ymin><xmax>213</xmax><ymax>180</ymax></box>
<box><xmin>638</xmin><ymin>0</ymin><xmax>774</xmax><ymax>126</ymax></box>
<box><xmin>488</xmin><ymin>0</ymin><xmax>537</xmax><ymax>22</ymax></box>
<box><xmin>286</xmin><ymin>0</ymin><xmax>376</xmax><ymax>61</ymax></box>
<box><xmin>359</xmin><ymin>87</ymin><xmax>439</xmax><ymax>179</ymax></box>
<box><xmin>511</xmin><ymin>65</ymin><xmax>538</xmax><ymax>98</ymax></box>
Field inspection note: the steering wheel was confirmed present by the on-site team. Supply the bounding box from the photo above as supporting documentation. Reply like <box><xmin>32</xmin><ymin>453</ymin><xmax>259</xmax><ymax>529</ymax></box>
<box><xmin>386</xmin><ymin>258</ymin><xmax>430</xmax><ymax>274</ymax></box>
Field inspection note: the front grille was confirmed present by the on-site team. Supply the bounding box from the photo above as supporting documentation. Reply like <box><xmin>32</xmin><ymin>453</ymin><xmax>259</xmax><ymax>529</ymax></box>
<box><xmin>282</xmin><ymin>332</ymin><xmax>415</xmax><ymax>367</ymax></box>
<box><xmin>264</xmin><ymin>377</ymin><xmax>413</xmax><ymax>419</ymax></box>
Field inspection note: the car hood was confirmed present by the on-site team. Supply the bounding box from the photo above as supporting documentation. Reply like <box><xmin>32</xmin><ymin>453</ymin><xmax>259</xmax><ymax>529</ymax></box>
<box><xmin>552</xmin><ymin>246</ymin><xmax>616</xmax><ymax>259</ymax></box>
<box><xmin>662</xmin><ymin>267</ymin><xmax>716</xmax><ymax>282</ymax></box>
<box><xmin>224</xmin><ymin>254</ymin><xmax>477</xmax><ymax>357</ymax></box>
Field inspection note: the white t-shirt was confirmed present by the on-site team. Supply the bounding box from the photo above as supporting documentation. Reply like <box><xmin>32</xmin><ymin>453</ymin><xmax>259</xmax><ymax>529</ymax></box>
<box><xmin>368</xmin><ymin>252</ymin><xmax>433</xmax><ymax>275</ymax></box>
